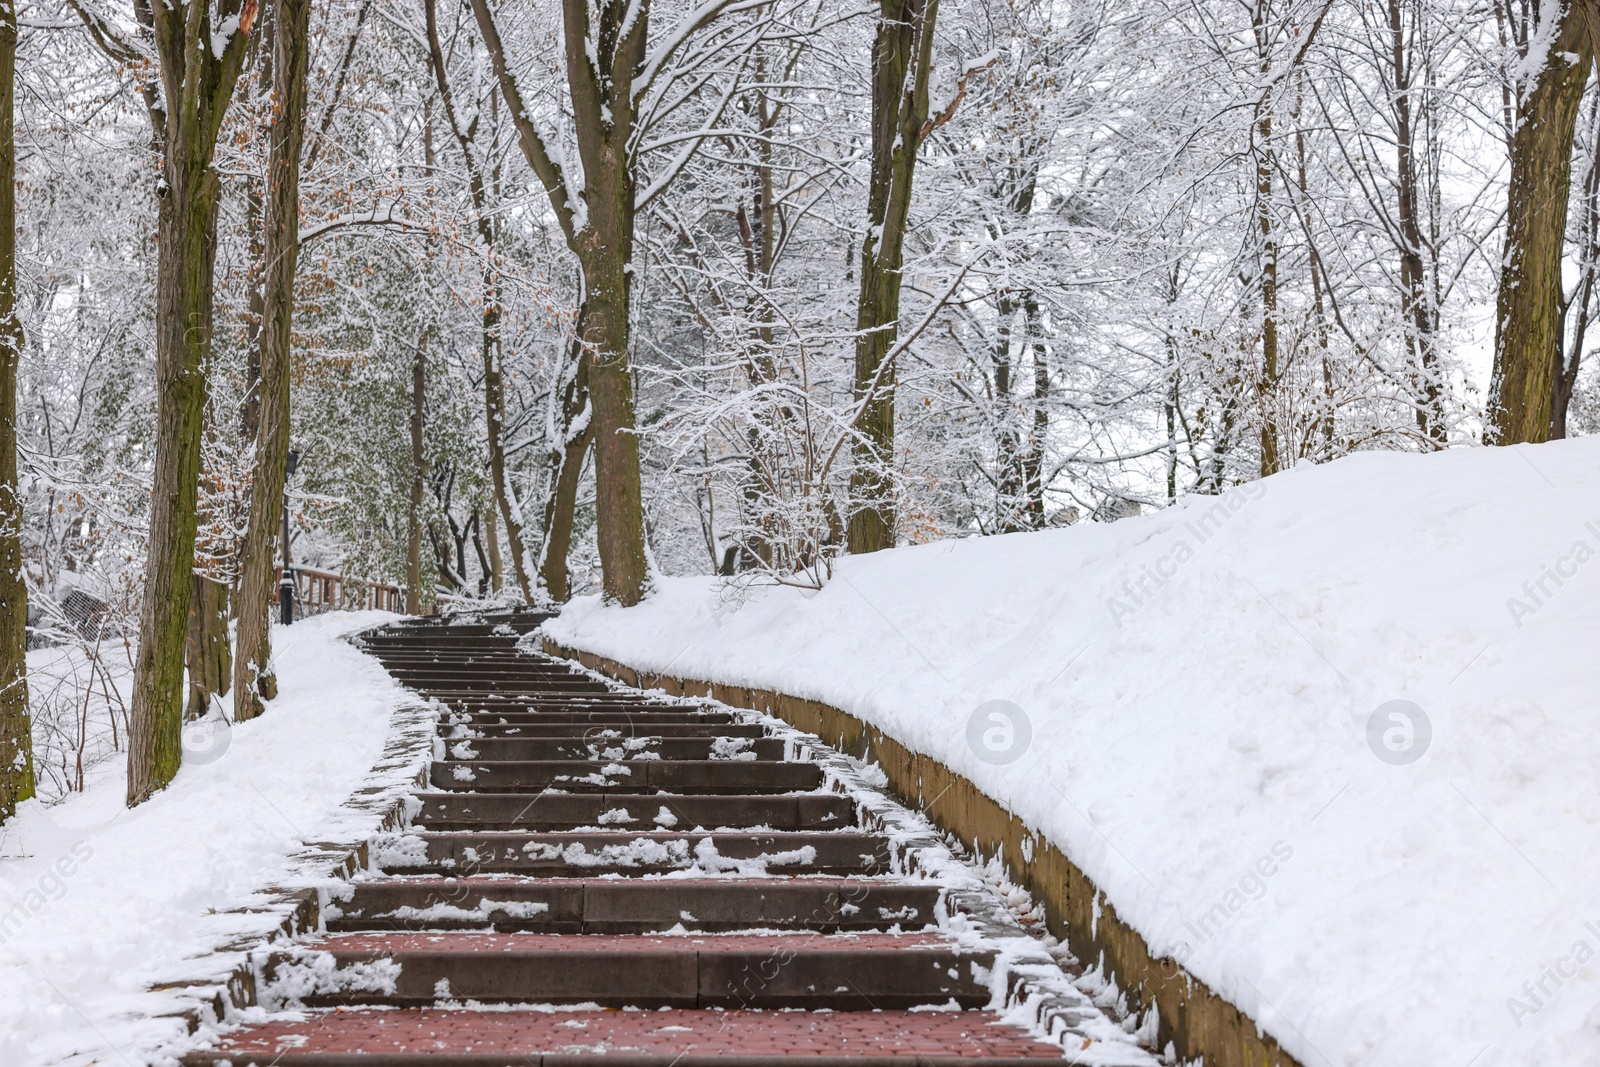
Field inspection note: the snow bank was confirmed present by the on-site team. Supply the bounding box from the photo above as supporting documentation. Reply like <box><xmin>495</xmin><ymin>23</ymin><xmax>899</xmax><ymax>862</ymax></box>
<box><xmin>0</xmin><ymin>612</ymin><xmax>408</xmax><ymax>1067</ymax></box>
<box><xmin>549</xmin><ymin>438</ymin><xmax>1600</xmax><ymax>1067</ymax></box>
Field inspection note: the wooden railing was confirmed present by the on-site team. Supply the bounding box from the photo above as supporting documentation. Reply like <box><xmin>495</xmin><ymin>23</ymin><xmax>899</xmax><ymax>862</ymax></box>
<box><xmin>274</xmin><ymin>565</ymin><xmax>403</xmax><ymax>617</ymax></box>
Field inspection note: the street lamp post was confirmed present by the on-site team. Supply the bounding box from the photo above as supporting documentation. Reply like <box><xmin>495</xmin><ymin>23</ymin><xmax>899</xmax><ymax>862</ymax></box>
<box><xmin>279</xmin><ymin>448</ymin><xmax>300</xmax><ymax>626</ymax></box>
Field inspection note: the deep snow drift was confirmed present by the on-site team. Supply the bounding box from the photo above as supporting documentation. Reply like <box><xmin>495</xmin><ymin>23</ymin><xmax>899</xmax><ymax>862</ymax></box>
<box><xmin>0</xmin><ymin>612</ymin><xmax>409</xmax><ymax>1067</ymax></box>
<box><xmin>549</xmin><ymin>437</ymin><xmax>1600</xmax><ymax>1067</ymax></box>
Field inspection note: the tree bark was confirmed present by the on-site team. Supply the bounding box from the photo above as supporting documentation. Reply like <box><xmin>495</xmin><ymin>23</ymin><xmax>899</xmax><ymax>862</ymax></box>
<box><xmin>0</xmin><ymin>3</ymin><xmax>33</xmax><ymax>822</ymax></box>
<box><xmin>1022</xmin><ymin>294</ymin><xmax>1049</xmax><ymax>526</ymax></box>
<box><xmin>1488</xmin><ymin>0</ymin><xmax>1595</xmax><ymax>445</ymax></box>
<box><xmin>1552</xmin><ymin>90</ymin><xmax>1600</xmax><ymax>438</ymax></box>
<box><xmin>579</xmin><ymin>231</ymin><xmax>649</xmax><ymax>604</ymax></box>
<box><xmin>129</xmin><ymin>168</ymin><xmax>224</xmax><ymax>799</ymax></box>
<box><xmin>539</xmin><ymin>339</ymin><xmax>591</xmax><ymax>603</ymax></box>
<box><xmin>232</xmin><ymin>0</ymin><xmax>307</xmax><ymax>722</ymax></box>
<box><xmin>1252</xmin><ymin>0</ymin><xmax>1282</xmax><ymax>478</ymax></box>
<box><xmin>479</xmin><ymin>292</ymin><xmax>523</xmax><ymax>597</ymax></box>
<box><xmin>848</xmin><ymin>0</ymin><xmax>941</xmax><ymax>554</ymax></box>
<box><xmin>992</xmin><ymin>294</ymin><xmax>1022</xmax><ymax>532</ymax></box>
<box><xmin>406</xmin><ymin>335</ymin><xmax>426</xmax><ymax>614</ymax></box>
<box><xmin>185</xmin><ymin>575</ymin><xmax>230</xmax><ymax>719</ymax></box>
<box><xmin>126</xmin><ymin>0</ymin><xmax>255</xmax><ymax>805</ymax></box>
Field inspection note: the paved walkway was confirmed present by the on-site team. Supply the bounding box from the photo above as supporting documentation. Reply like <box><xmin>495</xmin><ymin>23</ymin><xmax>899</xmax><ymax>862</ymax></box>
<box><xmin>187</xmin><ymin>614</ymin><xmax>1154</xmax><ymax>1065</ymax></box>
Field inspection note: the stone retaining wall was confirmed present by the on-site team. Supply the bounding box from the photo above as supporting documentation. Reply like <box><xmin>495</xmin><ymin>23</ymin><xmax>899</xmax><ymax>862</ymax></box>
<box><xmin>546</xmin><ymin>638</ymin><xmax>1304</xmax><ymax>1067</ymax></box>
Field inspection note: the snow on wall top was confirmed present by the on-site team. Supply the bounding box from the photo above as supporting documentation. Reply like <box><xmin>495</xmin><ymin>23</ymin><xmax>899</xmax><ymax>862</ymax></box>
<box><xmin>549</xmin><ymin>437</ymin><xmax>1600</xmax><ymax>1067</ymax></box>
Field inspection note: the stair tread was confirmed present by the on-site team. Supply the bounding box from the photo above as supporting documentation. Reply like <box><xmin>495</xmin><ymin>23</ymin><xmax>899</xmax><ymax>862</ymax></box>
<box><xmin>188</xmin><ymin>1007</ymin><xmax>1065</xmax><ymax>1063</ymax></box>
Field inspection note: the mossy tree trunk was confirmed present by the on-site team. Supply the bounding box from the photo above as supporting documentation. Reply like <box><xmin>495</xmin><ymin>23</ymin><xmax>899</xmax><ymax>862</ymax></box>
<box><xmin>0</xmin><ymin>2</ymin><xmax>33</xmax><ymax>823</ymax></box>
<box><xmin>126</xmin><ymin>0</ymin><xmax>256</xmax><ymax>804</ymax></box>
<box><xmin>847</xmin><ymin>0</ymin><xmax>941</xmax><ymax>554</ymax></box>
<box><xmin>233</xmin><ymin>0</ymin><xmax>307</xmax><ymax>722</ymax></box>
<box><xmin>1488</xmin><ymin>1</ymin><xmax>1596</xmax><ymax>445</ymax></box>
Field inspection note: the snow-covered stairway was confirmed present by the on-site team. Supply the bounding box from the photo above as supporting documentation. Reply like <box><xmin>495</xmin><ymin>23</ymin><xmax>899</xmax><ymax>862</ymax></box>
<box><xmin>184</xmin><ymin>614</ymin><xmax>1155</xmax><ymax>1066</ymax></box>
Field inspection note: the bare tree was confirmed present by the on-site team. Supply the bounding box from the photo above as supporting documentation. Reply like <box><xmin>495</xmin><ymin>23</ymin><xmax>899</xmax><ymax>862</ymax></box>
<box><xmin>468</xmin><ymin>0</ymin><xmax>771</xmax><ymax>603</ymax></box>
<box><xmin>422</xmin><ymin>0</ymin><xmax>534</xmax><ymax>601</ymax></box>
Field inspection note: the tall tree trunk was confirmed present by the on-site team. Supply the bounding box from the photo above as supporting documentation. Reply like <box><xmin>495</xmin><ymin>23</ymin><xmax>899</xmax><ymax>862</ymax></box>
<box><xmin>1386</xmin><ymin>0</ymin><xmax>1447</xmax><ymax>445</ymax></box>
<box><xmin>1488</xmin><ymin>1</ymin><xmax>1595</xmax><ymax>445</ymax></box>
<box><xmin>242</xmin><ymin>182</ymin><xmax>265</xmax><ymax>447</ymax></box>
<box><xmin>848</xmin><ymin>0</ymin><xmax>941</xmax><ymax>554</ymax></box>
<box><xmin>579</xmin><ymin>229</ymin><xmax>649</xmax><ymax>605</ymax></box>
<box><xmin>484</xmin><ymin>505</ymin><xmax>503</xmax><ymax>592</ymax></box>
<box><xmin>539</xmin><ymin>339</ymin><xmax>591</xmax><ymax>603</ymax></box>
<box><xmin>1294</xmin><ymin>72</ymin><xmax>1336</xmax><ymax>457</ymax></box>
<box><xmin>991</xmin><ymin>296</ymin><xmax>1022</xmax><ymax>532</ymax></box>
<box><xmin>407</xmin><ymin>335</ymin><xmax>426</xmax><ymax>614</ymax></box>
<box><xmin>1252</xmin><ymin>0</ymin><xmax>1282</xmax><ymax>478</ymax></box>
<box><xmin>232</xmin><ymin>0</ymin><xmax>306</xmax><ymax>723</ymax></box>
<box><xmin>0</xmin><ymin>3</ymin><xmax>33</xmax><ymax>822</ymax></box>
<box><xmin>469</xmin><ymin>0</ymin><xmax>667</xmax><ymax>604</ymax></box>
<box><xmin>126</xmin><ymin>0</ymin><xmax>255</xmax><ymax>805</ymax></box>
<box><xmin>1552</xmin><ymin>90</ymin><xmax>1600</xmax><ymax>438</ymax></box>
<box><xmin>480</xmin><ymin>291</ymin><xmax>524</xmax><ymax>597</ymax></box>
<box><xmin>129</xmin><ymin>164</ymin><xmax>225</xmax><ymax>801</ymax></box>
<box><xmin>240</xmin><ymin>21</ymin><xmax>272</xmax><ymax>450</ymax></box>
<box><xmin>185</xmin><ymin>575</ymin><xmax>230</xmax><ymax>719</ymax></box>
<box><xmin>1022</xmin><ymin>294</ymin><xmax>1049</xmax><ymax>526</ymax></box>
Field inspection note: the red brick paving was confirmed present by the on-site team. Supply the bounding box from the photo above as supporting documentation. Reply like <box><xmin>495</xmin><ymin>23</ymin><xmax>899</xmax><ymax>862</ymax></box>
<box><xmin>202</xmin><ymin>1008</ymin><xmax>1064</xmax><ymax>1059</ymax></box>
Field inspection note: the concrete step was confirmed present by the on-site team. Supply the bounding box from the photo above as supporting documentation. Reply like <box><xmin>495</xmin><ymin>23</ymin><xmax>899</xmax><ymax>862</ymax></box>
<box><xmin>412</xmin><ymin>791</ymin><xmax>856</xmax><ymax>832</ymax></box>
<box><xmin>362</xmin><ymin>652</ymin><xmax>572</xmax><ymax>668</ymax></box>
<box><xmin>361</xmin><ymin>640</ymin><xmax>528</xmax><ymax>655</ymax></box>
<box><xmin>268</xmin><ymin>931</ymin><xmax>993</xmax><ymax>1009</ymax></box>
<box><xmin>359</xmin><ymin>632</ymin><xmax>532</xmax><ymax>646</ymax></box>
<box><xmin>439</xmin><ymin>735</ymin><xmax>785</xmax><ymax>760</ymax></box>
<box><xmin>392</xmin><ymin>676</ymin><xmax>609</xmax><ymax>692</ymax></box>
<box><xmin>184</xmin><ymin>1007</ymin><xmax>1067</xmax><ymax>1065</ymax></box>
<box><xmin>329</xmin><ymin>877</ymin><xmax>939</xmax><ymax>933</ymax></box>
<box><xmin>382</xmin><ymin>671</ymin><xmax>617</xmax><ymax>687</ymax></box>
<box><xmin>368</xmin><ymin>629</ymin><xmax>547</xmax><ymax>644</ymax></box>
<box><xmin>426</xmin><ymin>691</ymin><xmax>690</xmax><ymax>705</ymax></box>
<box><xmin>393</xmin><ymin>683</ymin><xmax>623</xmax><ymax>698</ymax></box>
<box><xmin>441</xmin><ymin>708</ymin><xmax>734</xmax><ymax>724</ymax></box>
<box><xmin>428</xmin><ymin>760</ymin><xmax>823</xmax><ymax>794</ymax></box>
<box><xmin>377</xmin><ymin>831</ymin><xmax>892</xmax><ymax>876</ymax></box>
<box><xmin>440</xmin><ymin>721</ymin><xmax>768</xmax><ymax>740</ymax></box>
<box><xmin>371</xmin><ymin>648</ymin><xmax>574</xmax><ymax>661</ymax></box>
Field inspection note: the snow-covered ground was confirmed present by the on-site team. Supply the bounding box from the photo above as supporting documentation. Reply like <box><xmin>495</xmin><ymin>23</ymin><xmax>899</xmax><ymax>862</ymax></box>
<box><xmin>0</xmin><ymin>612</ymin><xmax>409</xmax><ymax>1067</ymax></box>
<box><xmin>549</xmin><ymin>437</ymin><xmax>1600</xmax><ymax>1067</ymax></box>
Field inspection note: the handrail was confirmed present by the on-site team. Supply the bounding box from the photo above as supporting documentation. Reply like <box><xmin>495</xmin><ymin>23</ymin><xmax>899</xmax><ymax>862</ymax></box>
<box><xmin>273</xmin><ymin>564</ymin><xmax>403</xmax><ymax>617</ymax></box>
